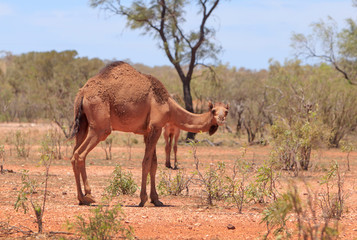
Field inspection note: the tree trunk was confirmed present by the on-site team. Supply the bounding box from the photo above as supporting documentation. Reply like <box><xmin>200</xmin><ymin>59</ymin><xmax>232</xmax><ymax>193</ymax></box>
<box><xmin>299</xmin><ymin>146</ymin><xmax>311</xmax><ymax>170</ymax></box>
<box><xmin>182</xmin><ymin>79</ymin><xmax>196</xmax><ymax>140</ymax></box>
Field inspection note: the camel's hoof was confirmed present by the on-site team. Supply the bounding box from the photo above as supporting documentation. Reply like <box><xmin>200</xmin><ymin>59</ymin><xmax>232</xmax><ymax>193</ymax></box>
<box><xmin>173</xmin><ymin>166</ymin><xmax>179</xmax><ymax>170</ymax></box>
<box><xmin>79</xmin><ymin>194</ymin><xmax>96</xmax><ymax>205</ymax></box>
<box><xmin>151</xmin><ymin>200</ymin><xmax>164</xmax><ymax>207</ymax></box>
<box><xmin>139</xmin><ymin>201</ymin><xmax>146</xmax><ymax>207</ymax></box>
<box><xmin>165</xmin><ymin>165</ymin><xmax>172</xmax><ymax>169</ymax></box>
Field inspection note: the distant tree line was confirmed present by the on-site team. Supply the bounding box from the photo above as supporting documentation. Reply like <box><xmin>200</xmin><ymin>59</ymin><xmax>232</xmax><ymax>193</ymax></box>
<box><xmin>0</xmin><ymin>50</ymin><xmax>357</xmax><ymax>150</ymax></box>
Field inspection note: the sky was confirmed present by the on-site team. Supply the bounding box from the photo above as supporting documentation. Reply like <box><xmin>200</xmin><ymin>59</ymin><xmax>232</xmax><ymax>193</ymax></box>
<box><xmin>0</xmin><ymin>0</ymin><xmax>356</xmax><ymax>70</ymax></box>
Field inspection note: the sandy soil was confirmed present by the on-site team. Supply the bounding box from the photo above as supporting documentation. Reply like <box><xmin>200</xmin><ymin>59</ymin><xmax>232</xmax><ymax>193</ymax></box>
<box><xmin>0</xmin><ymin>123</ymin><xmax>357</xmax><ymax>239</ymax></box>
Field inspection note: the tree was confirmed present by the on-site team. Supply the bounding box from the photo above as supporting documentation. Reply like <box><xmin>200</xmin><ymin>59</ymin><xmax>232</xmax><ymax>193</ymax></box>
<box><xmin>90</xmin><ymin>0</ymin><xmax>223</xmax><ymax>139</ymax></box>
<box><xmin>2</xmin><ymin>51</ymin><xmax>104</xmax><ymax>136</ymax></box>
<box><xmin>291</xmin><ymin>5</ymin><xmax>357</xmax><ymax>85</ymax></box>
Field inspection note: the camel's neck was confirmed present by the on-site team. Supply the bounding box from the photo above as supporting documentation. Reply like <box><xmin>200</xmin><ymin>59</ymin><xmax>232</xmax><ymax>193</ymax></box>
<box><xmin>168</xmin><ymin>98</ymin><xmax>213</xmax><ymax>133</ymax></box>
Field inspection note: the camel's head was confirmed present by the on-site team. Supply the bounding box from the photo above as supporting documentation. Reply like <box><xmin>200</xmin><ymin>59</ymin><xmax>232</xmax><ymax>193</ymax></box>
<box><xmin>208</xmin><ymin>102</ymin><xmax>229</xmax><ymax>135</ymax></box>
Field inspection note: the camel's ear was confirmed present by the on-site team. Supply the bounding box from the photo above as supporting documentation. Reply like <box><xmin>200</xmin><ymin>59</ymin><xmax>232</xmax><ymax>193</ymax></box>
<box><xmin>209</xmin><ymin>124</ymin><xmax>218</xmax><ymax>136</ymax></box>
<box><xmin>208</xmin><ymin>101</ymin><xmax>214</xmax><ymax>111</ymax></box>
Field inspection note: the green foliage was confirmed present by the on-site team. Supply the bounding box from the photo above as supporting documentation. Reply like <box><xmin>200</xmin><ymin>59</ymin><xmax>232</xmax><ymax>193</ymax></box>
<box><xmin>158</xmin><ymin>168</ymin><xmax>190</xmax><ymax>196</ymax></box>
<box><xmin>14</xmin><ymin>141</ymin><xmax>53</xmax><ymax>233</ymax></box>
<box><xmin>14</xmin><ymin>170</ymin><xmax>37</xmax><ymax>214</ymax></box>
<box><xmin>0</xmin><ymin>51</ymin><xmax>104</xmax><ymax>136</ymax></box>
<box><xmin>105</xmin><ymin>164</ymin><xmax>137</xmax><ymax>197</ymax></box>
<box><xmin>13</xmin><ymin>130</ymin><xmax>30</xmax><ymax>158</ymax></box>
<box><xmin>261</xmin><ymin>183</ymin><xmax>340</xmax><ymax>240</ymax></box>
<box><xmin>246</xmin><ymin>156</ymin><xmax>280</xmax><ymax>204</ymax></box>
<box><xmin>319</xmin><ymin>162</ymin><xmax>346</xmax><ymax>220</ymax></box>
<box><xmin>71</xmin><ymin>203</ymin><xmax>134</xmax><ymax>240</ymax></box>
<box><xmin>340</xmin><ymin>140</ymin><xmax>354</xmax><ymax>171</ymax></box>
<box><xmin>223</xmin><ymin>149</ymin><xmax>251</xmax><ymax>213</ymax></box>
<box><xmin>41</xmin><ymin>129</ymin><xmax>64</xmax><ymax>160</ymax></box>
<box><xmin>270</xmin><ymin>108</ymin><xmax>326</xmax><ymax>172</ymax></box>
<box><xmin>197</xmin><ymin>161</ymin><xmax>227</xmax><ymax>205</ymax></box>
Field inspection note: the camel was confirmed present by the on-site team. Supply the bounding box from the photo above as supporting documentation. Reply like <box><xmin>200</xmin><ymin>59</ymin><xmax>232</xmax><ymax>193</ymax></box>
<box><xmin>163</xmin><ymin>123</ymin><xmax>180</xmax><ymax>169</ymax></box>
<box><xmin>69</xmin><ymin>61</ymin><xmax>229</xmax><ymax>206</ymax></box>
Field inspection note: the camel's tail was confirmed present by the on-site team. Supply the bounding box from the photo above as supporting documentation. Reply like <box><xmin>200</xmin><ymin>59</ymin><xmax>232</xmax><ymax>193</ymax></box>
<box><xmin>68</xmin><ymin>96</ymin><xmax>86</xmax><ymax>140</ymax></box>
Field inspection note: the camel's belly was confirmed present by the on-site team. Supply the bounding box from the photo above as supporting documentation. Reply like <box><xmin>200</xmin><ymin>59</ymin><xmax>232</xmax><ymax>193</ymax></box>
<box><xmin>109</xmin><ymin>104</ymin><xmax>149</xmax><ymax>135</ymax></box>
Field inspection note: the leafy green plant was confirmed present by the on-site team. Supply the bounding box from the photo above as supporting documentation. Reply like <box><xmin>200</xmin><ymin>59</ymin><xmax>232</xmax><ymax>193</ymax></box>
<box><xmin>224</xmin><ymin>148</ymin><xmax>250</xmax><ymax>213</ymax></box>
<box><xmin>158</xmin><ymin>168</ymin><xmax>191</xmax><ymax>196</ymax></box>
<box><xmin>14</xmin><ymin>138</ymin><xmax>54</xmax><ymax>233</ymax></box>
<box><xmin>246</xmin><ymin>155</ymin><xmax>280</xmax><ymax>204</ymax></box>
<box><xmin>261</xmin><ymin>182</ymin><xmax>340</xmax><ymax>240</ymax></box>
<box><xmin>189</xmin><ymin>140</ymin><xmax>227</xmax><ymax>205</ymax></box>
<box><xmin>47</xmin><ymin>128</ymin><xmax>64</xmax><ymax>159</ymax></box>
<box><xmin>105</xmin><ymin>164</ymin><xmax>137</xmax><ymax>197</ymax></box>
<box><xmin>271</xmin><ymin>110</ymin><xmax>325</xmax><ymax>173</ymax></box>
<box><xmin>14</xmin><ymin>130</ymin><xmax>31</xmax><ymax>158</ymax></box>
<box><xmin>340</xmin><ymin>141</ymin><xmax>354</xmax><ymax>171</ymax></box>
<box><xmin>70</xmin><ymin>203</ymin><xmax>134</xmax><ymax>240</ymax></box>
<box><xmin>319</xmin><ymin>161</ymin><xmax>346</xmax><ymax>220</ymax></box>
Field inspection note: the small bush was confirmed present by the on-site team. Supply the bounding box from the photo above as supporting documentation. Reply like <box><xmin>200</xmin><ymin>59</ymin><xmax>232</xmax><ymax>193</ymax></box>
<box><xmin>105</xmin><ymin>164</ymin><xmax>137</xmax><ymax>197</ymax></box>
<box><xmin>261</xmin><ymin>182</ymin><xmax>340</xmax><ymax>240</ymax></box>
<box><xmin>70</xmin><ymin>203</ymin><xmax>134</xmax><ymax>240</ymax></box>
<box><xmin>271</xmin><ymin>110</ymin><xmax>326</xmax><ymax>173</ymax></box>
<box><xmin>224</xmin><ymin>154</ymin><xmax>251</xmax><ymax>213</ymax></box>
<box><xmin>158</xmin><ymin>168</ymin><xmax>190</xmax><ymax>196</ymax></box>
<box><xmin>319</xmin><ymin>161</ymin><xmax>347</xmax><ymax>220</ymax></box>
<box><xmin>13</xmin><ymin>130</ymin><xmax>31</xmax><ymax>158</ymax></box>
<box><xmin>246</xmin><ymin>155</ymin><xmax>280</xmax><ymax>204</ymax></box>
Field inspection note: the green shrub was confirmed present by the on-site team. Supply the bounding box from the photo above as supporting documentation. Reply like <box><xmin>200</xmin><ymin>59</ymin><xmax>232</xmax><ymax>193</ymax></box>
<box><xmin>158</xmin><ymin>168</ymin><xmax>190</xmax><ymax>196</ymax></box>
<box><xmin>224</xmin><ymin>155</ymin><xmax>251</xmax><ymax>213</ymax></box>
<box><xmin>261</xmin><ymin>182</ymin><xmax>340</xmax><ymax>240</ymax></box>
<box><xmin>71</xmin><ymin>203</ymin><xmax>134</xmax><ymax>240</ymax></box>
<box><xmin>271</xmin><ymin>110</ymin><xmax>326</xmax><ymax>173</ymax></box>
<box><xmin>105</xmin><ymin>164</ymin><xmax>137</xmax><ymax>197</ymax></box>
<box><xmin>246</xmin><ymin>156</ymin><xmax>280</xmax><ymax>204</ymax></box>
<box><xmin>14</xmin><ymin>130</ymin><xmax>31</xmax><ymax>158</ymax></box>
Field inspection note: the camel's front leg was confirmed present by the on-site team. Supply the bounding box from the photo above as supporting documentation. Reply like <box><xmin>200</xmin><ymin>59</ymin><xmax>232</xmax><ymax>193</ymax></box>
<box><xmin>150</xmin><ymin>149</ymin><xmax>163</xmax><ymax>206</ymax></box>
<box><xmin>139</xmin><ymin>156</ymin><xmax>150</xmax><ymax>207</ymax></box>
<box><xmin>139</xmin><ymin>126</ymin><xmax>162</xmax><ymax>207</ymax></box>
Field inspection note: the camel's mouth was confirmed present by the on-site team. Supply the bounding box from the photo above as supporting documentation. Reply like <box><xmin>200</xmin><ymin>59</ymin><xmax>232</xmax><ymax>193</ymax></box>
<box><xmin>209</xmin><ymin>124</ymin><xmax>218</xmax><ymax>136</ymax></box>
<box><xmin>217</xmin><ymin>121</ymin><xmax>225</xmax><ymax>126</ymax></box>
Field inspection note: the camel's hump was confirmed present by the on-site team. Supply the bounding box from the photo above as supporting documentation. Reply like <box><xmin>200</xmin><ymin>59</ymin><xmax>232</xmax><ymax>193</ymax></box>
<box><xmin>81</xmin><ymin>61</ymin><xmax>169</xmax><ymax>105</ymax></box>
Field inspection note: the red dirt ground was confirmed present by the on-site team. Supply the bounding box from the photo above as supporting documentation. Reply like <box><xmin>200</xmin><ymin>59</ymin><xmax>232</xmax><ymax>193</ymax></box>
<box><xmin>0</xmin><ymin>123</ymin><xmax>357</xmax><ymax>239</ymax></box>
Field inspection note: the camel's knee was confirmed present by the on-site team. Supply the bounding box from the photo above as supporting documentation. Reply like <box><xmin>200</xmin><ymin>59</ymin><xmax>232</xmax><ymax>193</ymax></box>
<box><xmin>71</xmin><ymin>152</ymin><xmax>85</xmax><ymax>168</ymax></box>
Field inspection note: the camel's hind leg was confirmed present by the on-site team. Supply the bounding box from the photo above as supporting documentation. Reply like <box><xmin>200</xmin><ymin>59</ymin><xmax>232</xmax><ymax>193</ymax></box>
<box><xmin>164</xmin><ymin>134</ymin><xmax>173</xmax><ymax>169</ymax></box>
<box><xmin>173</xmin><ymin>129</ymin><xmax>180</xmax><ymax>170</ymax></box>
<box><xmin>71</xmin><ymin>117</ymin><xmax>88</xmax><ymax>204</ymax></box>
<box><xmin>72</xmin><ymin>99</ymin><xmax>111</xmax><ymax>205</ymax></box>
<box><xmin>73</xmin><ymin>126</ymin><xmax>111</xmax><ymax>205</ymax></box>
